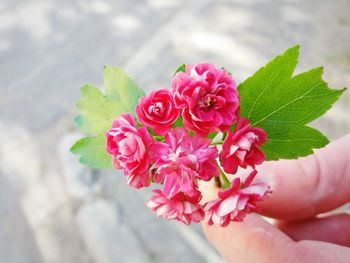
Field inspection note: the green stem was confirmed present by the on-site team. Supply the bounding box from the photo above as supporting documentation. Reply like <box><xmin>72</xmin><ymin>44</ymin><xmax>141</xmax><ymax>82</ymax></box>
<box><xmin>218</xmin><ymin>166</ymin><xmax>231</xmax><ymax>189</ymax></box>
<box><xmin>210</xmin><ymin>140</ymin><xmax>223</xmax><ymax>146</ymax></box>
<box><xmin>154</xmin><ymin>136</ymin><xmax>164</xmax><ymax>142</ymax></box>
<box><xmin>222</xmin><ymin>131</ymin><xmax>227</xmax><ymax>141</ymax></box>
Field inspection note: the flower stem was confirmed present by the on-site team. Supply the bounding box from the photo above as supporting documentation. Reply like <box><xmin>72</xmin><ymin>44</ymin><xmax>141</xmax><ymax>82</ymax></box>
<box><xmin>154</xmin><ymin>136</ymin><xmax>164</xmax><ymax>142</ymax></box>
<box><xmin>210</xmin><ymin>140</ymin><xmax>223</xmax><ymax>146</ymax></box>
<box><xmin>222</xmin><ymin>131</ymin><xmax>227</xmax><ymax>141</ymax></box>
<box><xmin>218</xmin><ymin>166</ymin><xmax>231</xmax><ymax>189</ymax></box>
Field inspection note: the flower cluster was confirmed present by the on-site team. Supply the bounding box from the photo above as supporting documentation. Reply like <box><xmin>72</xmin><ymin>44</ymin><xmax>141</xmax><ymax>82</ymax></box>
<box><xmin>106</xmin><ymin>63</ymin><xmax>270</xmax><ymax>226</ymax></box>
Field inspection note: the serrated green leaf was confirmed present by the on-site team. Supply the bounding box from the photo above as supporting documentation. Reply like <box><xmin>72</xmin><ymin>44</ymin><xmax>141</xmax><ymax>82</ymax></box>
<box><xmin>261</xmin><ymin>125</ymin><xmax>328</xmax><ymax>160</ymax></box>
<box><xmin>238</xmin><ymin>45</ymin><xmax>345</xmax><ymax>160</ymax></box>
<box><xmin>72</xmin><ymin>66</ymin><xmax>146</xmax><ymax>169</ymax></box>
<box><xmin>75</xmin><ymin>84</ymin><xmax>125</xmax><ymax>135</ymax></box>
<box><xmin>76</xmin><ymin>66</ymin><xmax>145</xmax><ymax>135</ymax></box>
<box><xmin>70</xmin><ymin>135</ymin><xmax>112</xmax><ymax>169</ymax></box>
<box><xmin>103</xmin><ymin>66</ymin><xmax>145</xmax><ymax>113</ymax></box>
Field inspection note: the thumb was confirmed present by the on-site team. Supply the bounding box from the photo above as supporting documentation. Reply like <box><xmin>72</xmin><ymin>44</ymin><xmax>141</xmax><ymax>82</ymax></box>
<box><xmin>202</xmin><ymin>214</ymin><xmax>296</xmax><ymax>263</ymax></box>
<box><xmin>199</xmin><ymin>179</ymin><xmax>296</xmax><ymax>263</ymax></box>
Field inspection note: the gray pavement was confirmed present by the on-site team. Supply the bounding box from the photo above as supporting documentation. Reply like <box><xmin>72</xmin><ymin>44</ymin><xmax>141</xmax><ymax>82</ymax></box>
<box><xmin>0</xmin><ymin>175</ymin><xmax>42</xmax><ymax>263</ymax></box>
<box><xmin>0</xmin><ymin>0</ymin><xmax>350</xmax><ymax>262</ymax></box>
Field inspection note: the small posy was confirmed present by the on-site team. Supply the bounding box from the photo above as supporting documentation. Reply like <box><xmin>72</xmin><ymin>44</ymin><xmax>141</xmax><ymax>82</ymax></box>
<box><xmin>71</xmin><ymin>46</ymin><xmax>345</xmax><ymax>227</ymax></box>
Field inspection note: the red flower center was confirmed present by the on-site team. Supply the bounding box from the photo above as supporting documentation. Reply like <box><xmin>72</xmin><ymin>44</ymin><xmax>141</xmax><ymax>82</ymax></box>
<box><xmin>149</xmin><ymin>102</ymin><xmax>166</xmax><ymax>118</ymax></box>
<box><xmin>198</xmin><ymin>94</ymin><xmax>216</xmax><ymax>112</ymax></box>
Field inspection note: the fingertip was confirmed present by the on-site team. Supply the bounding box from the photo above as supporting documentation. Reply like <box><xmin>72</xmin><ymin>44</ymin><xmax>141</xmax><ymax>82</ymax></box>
<box><xmin>256</xmin><ymin>134</ymin><xmax>350</xmax><ymax>220</ymax></box>
<box><xmin>256</xmin><ymin>157</ymin><xmax>321</xmax><ymax>220</ymax></box>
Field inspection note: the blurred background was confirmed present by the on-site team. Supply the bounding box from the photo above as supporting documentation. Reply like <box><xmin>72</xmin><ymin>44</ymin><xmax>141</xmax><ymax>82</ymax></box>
<box><xmin>0</xmin><ymin>0</ymin><xmax>349</xmax><ymax>262</ymax></box>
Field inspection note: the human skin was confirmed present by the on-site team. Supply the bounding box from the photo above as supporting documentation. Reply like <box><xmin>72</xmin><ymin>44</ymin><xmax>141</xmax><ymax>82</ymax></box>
<box><xmin>202</xmin><ymin>134</ymin><xmax>350</xmax><ymax>263</ymax></box>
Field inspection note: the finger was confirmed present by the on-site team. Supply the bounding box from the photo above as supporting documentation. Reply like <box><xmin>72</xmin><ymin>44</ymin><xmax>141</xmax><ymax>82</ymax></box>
<box><xmin>258</xmin><ymin>133</ymin><xmax>350</xmax><ymax>220</ymax></box>
<box><xmin>200</xmin><ymin>179</ymin><xmax>350</xmax><ymax>262</ymax></box>
<box><xmin>202</xmin><ymin>214</ymin><xmax>297</xmax><ymax>263</ymax></box>
<box><xmin>277</xmin><ymin>213</ymin><xmax>350</xmax><ymax>247</ymax></box>
<box><xmin>203</xmin><ymin>215</ymin><xmax>350</xmax><ymax>263</ymax></box>
<box><xmin>294</xmin><ymin>240</ymin><xmax>350</xmax><ymax>263</ymax></box>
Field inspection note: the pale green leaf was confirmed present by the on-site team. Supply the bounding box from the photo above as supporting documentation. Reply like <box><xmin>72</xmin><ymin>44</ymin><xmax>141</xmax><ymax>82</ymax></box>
<box><xmin>103</xmin><ymin>66</ymin><xmax>145</xmax><ymax>113</ymax></box>
<box><xmin>72</xmin><ymin>66</ymin><xmax>146</xmax><ymax>168</ymax></box>
<box><xmin>75</xmin><ymin>84</ymin><xmax>124</xmax><ymax>135</ymax></box>
<box><xmin>75</xmin><ymin>66</ymin><xmax>145</xmax><ymax>135</ymax></box>
<box><xmin>70</xmin><ymin>135</ymin><xmax>112</xmax><ymax>169</ymax></box>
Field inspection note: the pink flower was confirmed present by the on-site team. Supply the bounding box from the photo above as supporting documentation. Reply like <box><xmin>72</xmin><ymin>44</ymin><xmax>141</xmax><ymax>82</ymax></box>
<box><xmin>106</xmin><ymin>113</ymin><xmax>153</xmax><ymax>188</ymax></box>
<box><xmin>152</xmin><ymin>127</ymin><xmax>219</xmax><ymax>198</ymax></box>
<box><xmin>155</xmin><ymin>163</ymin><xmax>199</xmax><ymax>199</ymax></box>
<box><xmin>135</xmin><ymin>89</ymin><xmax>180</xmax><ymax>135</ymax></box>
<box><xmin>172</xmin><ymin>63</ymin><xmax>239</xmax><ymax>136</ymax></box>
<box><xmin>147</xmin><ymin>189</ymin><xmax>204</xmax><ymax>224</ymax></box>
<box><xmin>220</xmin><ymin>118</ymin><xmax>267</xmax><ymax>174</ymax></box>
<box><xmin>204</xmin><ymin>170</ymin><xmax>270</xmax><ymax>226</ymax></box>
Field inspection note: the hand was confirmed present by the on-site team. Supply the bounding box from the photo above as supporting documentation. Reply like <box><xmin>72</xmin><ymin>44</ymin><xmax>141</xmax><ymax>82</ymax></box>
<box><xmin>202</xmin><ymin>134</ymin><xmax>350</xmax><ymax>263</ymax></box>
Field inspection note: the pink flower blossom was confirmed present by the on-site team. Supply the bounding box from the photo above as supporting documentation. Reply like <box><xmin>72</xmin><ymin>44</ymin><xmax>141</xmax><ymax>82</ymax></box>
<box><xmin>152</xmin><ymin>127</ymin><xmax>219</xmax><ymax>198</ymax></box>
<box><xmin>172</xmin><ymin>63</ymin><xmax>239</xmax><ymax>136</ymax></box>
<box><xmin>135</xmin><ymin>89</ymin><xmax>180</xmax><ymax>135</ymax></box>
<box><xmin>155</xmin><ymin>163</ymin><xmax>199</xmax><ymax>199</ymax></box>
<box><xmin>204</xmin><ymin>170</ymin><xmax>270</xmax><ymax>226</ymax></box>
<box><xmin>147</xmin><ymin>189</ymin><xmax>204</xmax><ymax>224</ymax></box>
<box><xmin>106</xmin><ymin>113</ymin><xmax>153</xmax><ymax>188</ymax></box>
<box><xmin>220</xmin><ymin>118</ymin><xmax>267</xmax><ymax>174</ymax></box>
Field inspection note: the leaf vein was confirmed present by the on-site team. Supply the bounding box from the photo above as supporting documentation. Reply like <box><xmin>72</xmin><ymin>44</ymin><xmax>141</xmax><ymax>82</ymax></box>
<box><xmin>252</xmin><ymin>82</ymin><xmax>322</xmax><ymax>126</ymax></box>
<box><xmin>247</xmin><ymin>60</ymin><xmax>287</xmax><ymax>118</ymax></box>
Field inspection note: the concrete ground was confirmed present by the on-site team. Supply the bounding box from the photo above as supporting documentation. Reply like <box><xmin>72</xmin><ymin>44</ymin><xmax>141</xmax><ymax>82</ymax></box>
<box><xmin>0</xmin><ymin>0</ymin><xmax>349</xmax><ymax>262</ymax></box>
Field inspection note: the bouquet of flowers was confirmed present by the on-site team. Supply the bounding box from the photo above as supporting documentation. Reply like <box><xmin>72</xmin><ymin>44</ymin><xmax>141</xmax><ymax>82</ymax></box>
<box><xmin>71</xmin><ymin>46</ymin><xmax>345</xmax><ymax>226</ymax></box>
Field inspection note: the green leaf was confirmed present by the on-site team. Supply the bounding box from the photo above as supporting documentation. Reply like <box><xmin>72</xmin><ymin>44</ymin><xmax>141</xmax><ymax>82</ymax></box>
<box><xmin>238</xmin><ymin>45</ymin><xmax>345</xmax><ymax>160</ymax></box>
<box><xmin>76</xmin><ymin>66</ymin><xmax>145</xmax><ymax>135</ymax></box>
<box><xmin>70</xmin><ymin>135</ymin><xmax>112</xmax><ymax>169</ymax></box>
<box><xmin>174</xmin><ymin>64</ymin><xmax>186</xmax><ymax>76</ymax></box>
<box><xmin>72</xmin><ymin>66</ymin><xmax>146</xmax><ymax>169</ymax></box>
<box><xmin>207</xmin><ymin>132</ymin><xmax>218</xmax><ymax>140</ymax></box>
<box><xmin>75</xmin><ymin>84</ymin><xmax>124</xmax><ymax>135</ymax></box>
<box><xmin>103</xmin><ymin>66</ymin><xmax>145</xmax><ymax>113</ymax></box>
<box><xmin>172</xmin><ymin>116</ymin><xmax>183</xmax><ymax>128</ymax></box>
<box><xmin>261</xmin><ymin>125</ymin><xmax>328</xmax><ymax>160</ymax></box>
